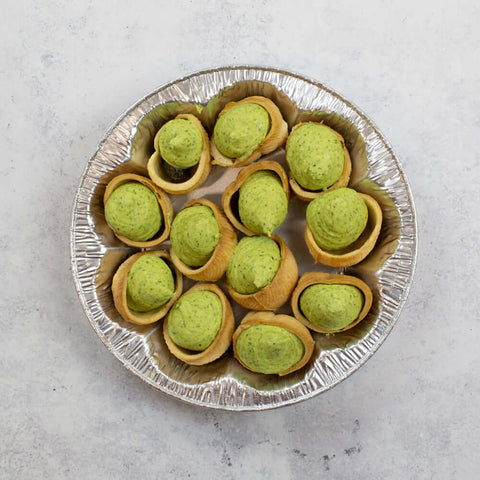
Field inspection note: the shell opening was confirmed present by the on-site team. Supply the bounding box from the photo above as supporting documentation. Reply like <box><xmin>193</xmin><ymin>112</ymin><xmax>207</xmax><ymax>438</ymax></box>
<box><xmin>158</xmin><ymin>158</ymin><xmax>199</xmax><ymax>184</ymax></box>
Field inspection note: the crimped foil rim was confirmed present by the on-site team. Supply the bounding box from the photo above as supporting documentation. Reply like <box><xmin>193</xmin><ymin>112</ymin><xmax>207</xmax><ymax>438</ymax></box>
<box><xmin>70</xmin><ymin>66</ymin><xmax>417</xmax><ymax>410</ymax></box>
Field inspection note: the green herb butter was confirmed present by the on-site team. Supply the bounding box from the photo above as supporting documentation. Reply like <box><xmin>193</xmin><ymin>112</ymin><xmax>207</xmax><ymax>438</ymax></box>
<box><xmin>236</xmin><ymin>325</ymin><xmax>304</xmax><ymax>374</ymax></box>
<box><xmin>105</xmin><ymin>182</ymin><xmax>162</xmax><ymax>242</ymax></box>
<box><xmin>287</xmin><ymin>123</ymin><xmax>344</xmax><ymax>191</ymax></box>
<box><xmin>238</xmin><ymin>171</ymin><xmax>288</xmax><ymax>235</ymax></box>
<box><xmin>126</xmin><ymin>254</ymin><xmax>175</xmax><ymax>312</ymax></box>
<box><xmin>227</xmin><ymin>236</ymin><xmax>280</xmax><ymax>295</ymax></box>
<box><xmin>158</xmin><ymin>118</ymin><xmax>203</xmax><ymax>169</ymax></box>
<box><xmin>167</xmin><ymin>290</ymin><xmax>223</xmax><ymax>351</ymax></box>
<box><xmin>300</xmin><ymin>284</ymin><xmax>364</xmax><ymax>331</ymax></box>
<box><xmin>306</xmin><ymin>187</ymin><xmax>368</xmax><ymax>251</ymax></box>
<box><xmin>170</xmin><ymin>205</ymin><xmax>220</xmax><ymax>267</ymax></box>
<box><xmin>214</xmin><ymin>103</ymin><xmax>270</xmax><ymax>159</ymax></box>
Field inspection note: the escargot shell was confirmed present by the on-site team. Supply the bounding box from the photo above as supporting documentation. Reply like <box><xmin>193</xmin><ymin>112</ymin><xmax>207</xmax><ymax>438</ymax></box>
<box><xmin>210</xmin><ymin>96</ymin><xmax>288</xmax><ymax>168</ymax></box>
<box><xmin>222</xmin><ymin>160</ymin><xmax>290</xmax><ymax>236</ymax></box>
<box><xmin>147</xmin><ymin>113</ymin><xmax>211</xmax><ymax>194</ymax></box>
<box><xmin>163</xmin><ymin>283</ymin><xmax>235</xmax><ymax>366</ymax></box>
<box><xmin>226</xmin><ymin>234</ymin><xmax>298</xmax><ymax>310</ymax></box>
<box><xmin>111</xmin><ymin>250</ymin><xmax>182</xmax><ymax>325</ymax></box>
<box><xmin>291</xmin><ymin>272</ymin><xmax>373</xmax><ymax>333</ymax></box>
<box><xmin>169</xmin><ymin>198</ymin><xmax>237</xmax><ymax>282</ymax></box>
<box><xmin>232</xmin><ymin>311</ymin><xmax>315</xmax><ymax>376</ymax></box>
<box><xmin>103</xmin><ymin>173</ymin><xmax>173</xmax><ymax>248</ymax></box>
<box><xmin>286</xmin><ymin>122</ymin><xmax>352</xmax><ymax>202</ymax></box>
<box><xmin>305</xmin><ymin>192</ymin><xmax>383</xmax><ymax>267</ymax></box>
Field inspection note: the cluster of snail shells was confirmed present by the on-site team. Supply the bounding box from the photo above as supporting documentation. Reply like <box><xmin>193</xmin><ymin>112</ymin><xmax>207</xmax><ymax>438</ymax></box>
<box><xmin>105</xmin><ymin>96</ymin><xmax>382</xmax><ymax>373</ymax></box>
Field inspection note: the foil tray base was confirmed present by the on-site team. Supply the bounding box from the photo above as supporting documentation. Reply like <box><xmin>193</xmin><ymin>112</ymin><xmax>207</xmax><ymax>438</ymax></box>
<box><xmin>71</xmin><ymin>67</ymin><xmax>417</xmax><ymax>410</ymax></box>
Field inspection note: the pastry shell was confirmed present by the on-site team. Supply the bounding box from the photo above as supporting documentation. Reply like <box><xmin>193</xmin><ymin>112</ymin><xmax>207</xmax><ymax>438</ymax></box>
<box><xmin>305</xmin><ymin>192</ymin><xmax>383</xmax><ymax>267</ymax></box>
<box><xmin>286</xmin><ymin>122</ymin><xmax>352</xmax><ymax>201</ymax></box>
<box><xmin>232</xmin><ymin>311</ymin><xmax>315</xmax><ymax>376</ymax></box>
<box><xmin>210</xmin><ymin>96</ymin><xmax>288</xmax><ymax>168</ymax></box>
<box><xmin>147</xmin><ymin>114</ymin><xmax>211</xmax><ymax>194</ymax></box>
<box><xmin>163</xmin><ymin>283</ymin><xmax>235</xmax><ymax>366</ymax></box>
<box><xmin>103</xmin><ymin>173</ymin><xmax>173</xmax><ymax>248</ymax></box>
<box><xmin>111</xmin><ymin>250</ymin><xmax>183</xmax><ymax>325</ymax></box>
<box><xmin>291</xmin><ymin>272</ymin><xmax>373</xmax><ymax>333</ymax></box>
<box><xmin>226</xmin><ymin>234</ymin><xmax>298</xmax><ymax>310</ymax></box>
<box><xmin>222</xmin><ymin>160</ymin><xmax>290</xmax><ymax>236</ymax></box>
<box><xmin>169</xmin><ymin>198</ymin><xmax>237</xmax><ymax>282</ymax></box>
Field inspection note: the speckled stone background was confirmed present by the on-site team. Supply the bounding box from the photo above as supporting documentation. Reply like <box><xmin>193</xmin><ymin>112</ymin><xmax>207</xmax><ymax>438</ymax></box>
<box><xmin>1</xmin><ymin>1</ymin><xmax>479</xmax><ymax>478</ymax></box>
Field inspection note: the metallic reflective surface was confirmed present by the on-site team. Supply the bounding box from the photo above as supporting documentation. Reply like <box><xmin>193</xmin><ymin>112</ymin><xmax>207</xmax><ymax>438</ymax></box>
<box><xmin>70</xmin><ymin>67</ymin><xmax>417</xmax><ymax>410</ymax></box>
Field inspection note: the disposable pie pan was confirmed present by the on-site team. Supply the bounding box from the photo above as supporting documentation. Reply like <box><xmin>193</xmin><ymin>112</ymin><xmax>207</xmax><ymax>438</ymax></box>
<box><xmin>71</xmin><ymin>67</ymin><xmax>417</xmax><ymax>410</ymax></box>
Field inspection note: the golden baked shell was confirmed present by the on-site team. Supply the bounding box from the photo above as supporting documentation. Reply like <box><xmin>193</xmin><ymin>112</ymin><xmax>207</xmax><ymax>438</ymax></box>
<box><xmin>147</xmin><ymin>114</ymin><xmax>211</xmax><ymax>194</ymax></box>
<box><xmin>221</xmin><ymin>160</ymin><xmax>290</xmax><ymax>236</ymax></box>
<box><xmin>103</xmin><ymin>173</ymin><xmax>173</xmax><ymax>248</ymax></box>
<box><xmin>226</xmin><ymin>234</ymin><xmax>298</xmax><ymax>310</ymax></box>
<box><xmin>286</xmin><ymin>122</ymin><xmax>352</xmax><ymax>201</ymax></box>
<box><xmin>210</xmin><ymin>96</ymin><xmax>288</xmax><ymax>168</ymax></box>
<box><xmin>163</xmin><ymin>283</ymin><xmax>235</xmax><ymax>366</ymax></box>
<box><xmin>169</xmin><ymin>198</ymin><xmax>237</xmax><ymax>282</ymax></box>
<box><xmin>232</xmin><ymin>311</ymin><xmax>315</xmax><ymax>376</ymax></box>
<box><xmin>111</xmin><ymin>250</ymin><xmax>183</xmax><ymax>325</ymax></box>
<box><xmin>291</xmin><ymin>272</ymin><xmax>373</xmax><ymax>333</ymax></box>
<box><xmin>305</xmin><ymin>192</ymin><xmax>383</xmax><ymax>267</ymax></box>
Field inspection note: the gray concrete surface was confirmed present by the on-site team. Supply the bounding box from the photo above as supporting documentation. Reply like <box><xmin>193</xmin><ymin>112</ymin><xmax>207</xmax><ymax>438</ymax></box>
<box><xmin>1</xmin><ymin>1</ymin><xmax>479</xmax><ymax>478</ymax></box>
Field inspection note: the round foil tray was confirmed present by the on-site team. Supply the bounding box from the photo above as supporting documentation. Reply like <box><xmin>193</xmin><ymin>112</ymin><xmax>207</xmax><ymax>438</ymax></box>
<box><xmin>71</xmin><ymin>67</ymin><xmax>417</xmax><ymax>410</ymax></box>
